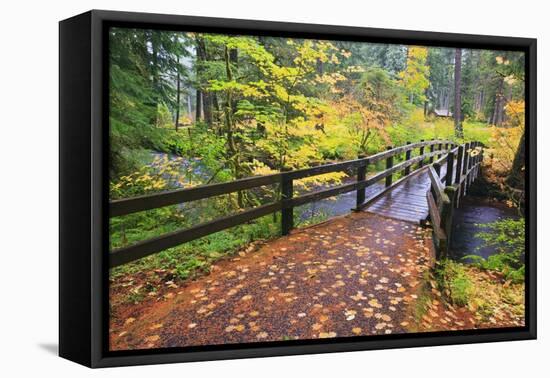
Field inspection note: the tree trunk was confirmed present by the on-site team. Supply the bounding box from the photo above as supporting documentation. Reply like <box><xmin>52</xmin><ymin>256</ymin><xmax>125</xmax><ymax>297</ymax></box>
<box><xmin>187</xmin><ymin>94</ymin><xmax>192</xmax><ymax>120</ymax></box>
<box><xmin>423</xmin><ymin>87</ymin><xmax>429</xmax><ymax>116</ymax></box>
<box><xmin>195</xmin><ymin>36</ymin><xmax>206</xmax><ymax>123</ymax></box>
<box><xmin>175</xmin><ymin>65</ymin><xmax>181</xmax><ymax>131</ymax></box>
<box><xmin>506</xmin><ymin>130</ymin><xmax>525</xmax><ymax>189</ymax></box>
<box><xmin>203</xmin><ymin>93</ymin><xmax>213</xmax><ymax>125</ymax></box>
<box><xmin>454</xmin><ymin>48</ymin><xmax>463</xmax><ymax>138</ymax></box>
<box><xmin>223</xmin><ymin>46</ymin><xmax>244</xmax><ymax>207</ymax></box>
<box><xmin>491</xmin><ymin>77</ymin><xmax>505</xmax><ymax>125</ymax></box>
<box><xmin>149</xmin><ymin>31</ymin><xmax>160</xmax><ymax>126</ymax></box>
<box><xmin>212</xmin><ymin>93</ymin><xmax>222</xmax><ymax>134</ymax></box>
<box><xmin>195</xmin><ymin>90</ymin><xmax>202</xmax><ymax>122</ymax></box>
<box><xmin>195</xmin><ymin>37</ymin><xmax>214</xmax><ymax>125</ymax></box>
<box><xmin>316</xmin><ymin>58</ymin><xmax>324</xmax><ymax>75</ymax></box>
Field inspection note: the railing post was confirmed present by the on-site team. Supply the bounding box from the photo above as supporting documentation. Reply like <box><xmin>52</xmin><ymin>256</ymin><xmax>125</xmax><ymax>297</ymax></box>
<box><xmin>462</xmin><ymin>142</ymin><xmax>470</xmax><ymax>176</ymax></box>
<box><xmin>441</xmin><ymin>186</ymin><xmax>458</xmax><ymax>258</ymax></box>
<box><xmin>433</xmin><ymin>162</ymin><xmax>441</xmax><ymax>177</ymax></box>
<box><xmin>418</xmin><ymin>139</ymin><xmax>425</xmax><ymax>168</ymax></box>
<box><xmin>281</xmin><ymin>168</ymin><xmax>294</xmax><ymax>236</ymax></box>
<box><xmin>355</xmin><ymin>155</ymin><xmax>367</xmax><ymax>210</ymax></box>
<box><xmin>468</xmin><ymin>142</ymin><xmax>476</xmax><ymax>186</ymax></box>
<box><xmin>438</xmin><ymin>142</ymin><xmax>443</xmax><ymax>160</ymax></box>
<box><xmin>445</xmin><ymin>151</ymin><xmax>454</xmax><ymax>187</ymax></box>
<box><xmin>429</xmin><ymin>139</ymin><xmax>435</xmax><ymax>163</ymax></box>
<box><xmin>385</xmin><ymin>146</ymin><xmax>393</xmax><ymax>187</ymax></box>
<box><xmin>474</xmin><ymin>153</ymin><xmax>479</xmax><ymax>181</ymax></box>
<box><xmin>454</xmin><ymin>145</ymin><xmax>464</xmax><ymax>208</ymax></box>
<box><xmin>403</xmin><ymin>142</ymin><xmax>412</xmax><ymax>176</ymax></box>
<box><xmin>475</xmin><ymin>147</ymin><xmax>481</xmax><ymax>181</ymax></box>
<box><xmin>462</xmin><ymin>142</ymin><xmax>470</xmax><ymax>196</ymax></box>
<box><xmin>477</xmin><ymin>145</ymin><xmax>484</xmax><ymax>178</ymax></box>
<box><xmin>455</xmin><ymin>145</ymin><xmax>464</xmax><ymax>185</ymax></box>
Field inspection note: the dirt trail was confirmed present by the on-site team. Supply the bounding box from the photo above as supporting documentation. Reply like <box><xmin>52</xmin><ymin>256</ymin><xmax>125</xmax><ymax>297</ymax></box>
<box><xmin>110</xmin><ymin>212</ymin><xmax>435</xmax><ymax>351</ymax></box>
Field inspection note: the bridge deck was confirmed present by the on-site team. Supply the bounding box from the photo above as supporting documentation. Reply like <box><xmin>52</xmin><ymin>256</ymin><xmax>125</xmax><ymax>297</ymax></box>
<box><xmin>365</xmin><ymin>162</ymin><xmax>455</xmax><ymax>224</ymax></box>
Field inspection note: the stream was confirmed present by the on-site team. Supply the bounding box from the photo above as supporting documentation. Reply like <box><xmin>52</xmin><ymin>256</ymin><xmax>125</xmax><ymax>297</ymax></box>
<box><xmin>450</xmin><ymin>196</ymin><xmax>519</xmax><ymax>261</ymax></box>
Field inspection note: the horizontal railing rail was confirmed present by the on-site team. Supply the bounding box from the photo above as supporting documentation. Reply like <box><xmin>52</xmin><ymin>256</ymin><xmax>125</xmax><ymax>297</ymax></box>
<box><xmin>109</xmin><ymin>139</ymin><xmax>461</xmax><ymax>268</ymax></box>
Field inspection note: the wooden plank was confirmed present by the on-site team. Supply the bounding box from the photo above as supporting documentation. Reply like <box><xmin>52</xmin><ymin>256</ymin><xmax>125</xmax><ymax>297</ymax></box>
<box><xmin>370</xmin><ymin>205</ymin><xmax>428</xmax><ymax>219</ymax></box>
<box><xmin>355</xmin><ymin>155</ymin><xmax>367</xmax><ymax>209</ymax></box>
<box><xmin>368</xmin><ymin>194</ymin><xmax>430</xmax><ymax>214</ymax></box>
<box><xmin>277</xmin><ymin>141</ymin><xmax>430</xmax><ymax>181</ymax></box>
<box><xmin>360</xmin><ymin>139</ymin><xmax>453</xmax><ymax>165</ymax></box>
<box><xmin>455</xmin><ymin>145</ymin><xmax>464</xmax><ymax>184</ymax></box>
<box><xmin>290</xmin><ymin>181</ymin><xmax>358</xmax><ymax>207</ymax></box>
<box><xmin>445</xmin><ymin>152</ymin><xmax>455</xmax><ymax>186</ymax></box>
<box><xmin>368</xmin><ymin>200</ymin><xmax>428</xmax><ymax>214</ymax></box>
<box><xmin>288</xmin><ymin>157</ymin><xmax>367</xmax><ymax>180</ymax></box>
<box><xmin>403</xmin><ymin>142</ymin><xmax>412</xmax><ymax>176</ymax></box>
<box><xmin>428</xmin><ymin>166</ymin><xmax>446</xmax><ymax>205</ymax></box>
<box><xmin>287</xmin><ymin>141</ymin><xmax>444</xmax><ymax>181</ymax></box>
<box><xmin>427</xmin><ymin>191</ymin><xmax>445</xmax><ymax>240</ymax></box>
<box><xmin>281</xmin><ymin>169</ymin><xmax>294</xmax><ymax>235</ymax></box>
<box><xmin>110</xmin><ymin>173</ymin><xmax>281</xmax><ymax>217</ymax></box>
<box><xmin>359</xmin><ymin>166</ymin><xmax>430</xmax><ymax>210</ymax></box>
<box><xmin>418</xmin><ymin>139</ymin><xmax>425</xmax><ymax>168</ymax></box>
<box><xmin>433</xmin><ymin>146</ymin><xmax>458</xmax><ymax>166</ymax></box>
<box><xmin>384</xmin><ymin>196</ymin><xmax>430</xmax><ymax>210</ymax></box>
<box><xmin>109</xmin><ymin>202</ymin><xmax>282</xmax><ymax>267</ymax></box>
<box><xmin>365</xmin><ymin>150</ymin><xmax>440</xmax><ymax>186</ymax></box>
<box><xmin>368</xmin><ymin>209</ymin><xmax>425</xmax><ymax>224</ymax></box>
<box><xmin>385</xmin><ymin>146</ymin><xmax>394</xmax><ymax>187</ymax></box>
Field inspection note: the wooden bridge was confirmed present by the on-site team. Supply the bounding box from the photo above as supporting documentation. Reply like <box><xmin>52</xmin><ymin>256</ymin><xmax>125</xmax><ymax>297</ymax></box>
<box><xmin>109</xmin><ymin>140</ymin><xmax>484</xmax><ymax>267</ymax></box>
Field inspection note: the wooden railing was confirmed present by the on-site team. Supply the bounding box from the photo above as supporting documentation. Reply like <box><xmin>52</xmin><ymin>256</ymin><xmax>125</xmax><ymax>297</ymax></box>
<box><xmin>426</xmin><ymin>141</ymin><xmax>484</xmax><ymax>258</ymax></box>
<box><xmin>109</xmin><ymin>139</ymin><xmax>460</xmax><ymax>268</ymax></box>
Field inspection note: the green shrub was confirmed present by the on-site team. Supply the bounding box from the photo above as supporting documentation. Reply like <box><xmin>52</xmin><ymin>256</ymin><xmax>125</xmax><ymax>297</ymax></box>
<box><xmin>464</xmin><ymin>218</ymin><xmax>525</xmax><ymax>283</ymax></box>
<box><xmin>435</xmin><ymin>259</ymin><xmax>474</xmax><ymax>306</ymax></box>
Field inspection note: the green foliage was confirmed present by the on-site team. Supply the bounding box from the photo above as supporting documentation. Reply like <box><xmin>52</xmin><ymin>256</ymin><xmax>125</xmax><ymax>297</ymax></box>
<box><xmin>399</xmin><ymin>46</ymin><xmax>430</xmax><ymax>105</ymax></box>
<box><xmin>464</xmin><ymin>218</ymin><xmax>525</xmax><ymax>282</ymax></box>
<box><xmin>435</xmin><ymin>259</ymin><xmax>474</xmax><ymax>306</ymax></box>
<box><xmin>387</xmin><ymin>108</ymin><xmax>493</xmax><ymax>147</ymax></box>
<box><xmin>111</xmin><ymin>215</ymin><xmax>279</xmax><ymax>281</ymax></box>
<box><xmin>109</xmin><ymin>28</ymin><xmax>191</xmax><ymax>177</ymax></box>
<box><xmin>432</xmin><ymin>260</ymin><xmax>525</xmax><ymax>325</ymax></box>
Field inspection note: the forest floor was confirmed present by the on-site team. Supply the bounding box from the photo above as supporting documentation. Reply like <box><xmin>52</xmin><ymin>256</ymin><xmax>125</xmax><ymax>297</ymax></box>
<box><xmin>109</xmin><ymin>210</ymin><xmax>523</xmax><ymax>351</ymax></box>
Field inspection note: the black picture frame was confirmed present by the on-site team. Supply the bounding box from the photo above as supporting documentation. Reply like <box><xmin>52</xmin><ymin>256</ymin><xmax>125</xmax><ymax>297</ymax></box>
<box><xmin>59</xmin><ymin>9</ymin><xmax>537</xmax><ymax>368</ymax></box>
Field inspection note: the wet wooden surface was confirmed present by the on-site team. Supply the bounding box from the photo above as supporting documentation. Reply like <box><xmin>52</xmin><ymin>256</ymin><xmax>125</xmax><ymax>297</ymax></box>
<box><xmin>365</xmin><ymin>162</ymin><xmax>455</xmax><ymax>224</ymax></box>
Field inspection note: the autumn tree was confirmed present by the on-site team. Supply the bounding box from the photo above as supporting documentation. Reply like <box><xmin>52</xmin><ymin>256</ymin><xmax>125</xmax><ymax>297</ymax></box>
<box><xmin>399</xmin><ymin>46</ymin><xmax>430</xmax><ymax>105</ymax></box>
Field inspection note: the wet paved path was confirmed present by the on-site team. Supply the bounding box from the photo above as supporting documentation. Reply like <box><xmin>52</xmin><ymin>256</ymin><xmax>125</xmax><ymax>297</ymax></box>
<box><xmin>110</xmin><ymin>212</ymin><xmax>433</xmax><ymax>351</ymax></box>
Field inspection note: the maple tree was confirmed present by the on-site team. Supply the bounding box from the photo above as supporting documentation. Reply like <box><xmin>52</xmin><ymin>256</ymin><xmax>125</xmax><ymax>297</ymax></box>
<box><xmin>399</xmin><ymin>46</ymin><xmax>430</xmax><ymax>105</ymax></box>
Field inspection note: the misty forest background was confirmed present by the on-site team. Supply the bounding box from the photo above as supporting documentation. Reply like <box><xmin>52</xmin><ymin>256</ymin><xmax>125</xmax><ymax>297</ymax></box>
<box><xmin>108</xmin><ymin>28</ymin><xmax>526</xmax><ymax>288</ymax></box>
